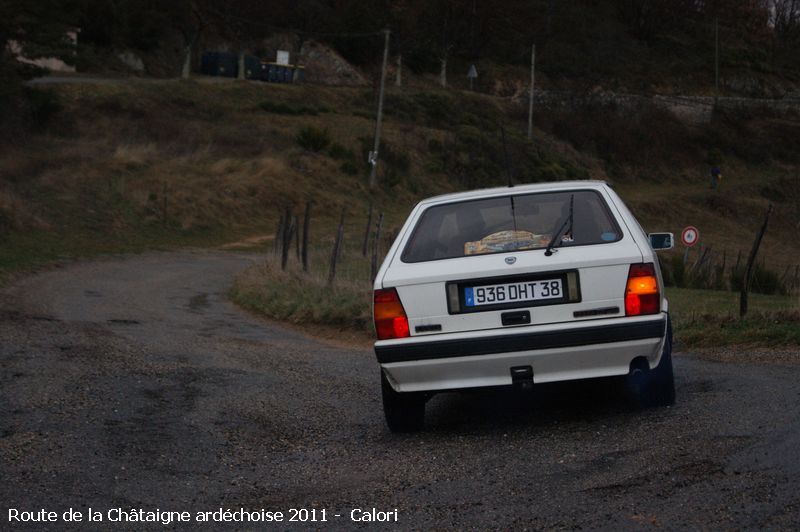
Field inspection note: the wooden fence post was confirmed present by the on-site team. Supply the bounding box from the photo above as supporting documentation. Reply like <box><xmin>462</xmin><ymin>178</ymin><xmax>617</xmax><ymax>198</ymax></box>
<box><xmin>301</xmin><ymin>201</ymin><xmax>312</xmax><ymax>273</ymax></box>
<box><xmin>328</xmin><ymin>209</ymin><xmax>345</xmax><ymax>285</ymax></box>
<box><xmin>362</xmin><ymin>202</ymin><xmax>373</xmax><ymax>257</ymax></box>
<box><xmin>162</xmin><ymin>181</ymin><xmax>168</xmax><ymax>226</ymax></box>
<box><xmin>281</xmin><ymin>207</ymin><xmax>294</xmax><ymax>271</ymax></box>
<box><xmin>293</xmin><ymin>214</ymin><xmax>301</xmax><ymax>261</ymax></box>
<box><xmin>273</xmin><ymin>211</ymin><xmax>285</xmax><ymax>256</ymax></box>
<box><xmin>371</xmin><ymin>212</ymin><xmax>384</xmax><ymax>282</ymax></box>
<box><xmin>740</xmin><ymin>204</ymin><xmax>773</xmax><ymax>318</ymax></box>
<box><xmin>794</xmin><ymin>265</ymin><xmax>800</xmax><ymax>293</ymax></box>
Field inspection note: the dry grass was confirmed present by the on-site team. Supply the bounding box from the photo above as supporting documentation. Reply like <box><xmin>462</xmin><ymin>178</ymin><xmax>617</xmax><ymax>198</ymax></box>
<box><xmin>230</xmin><ymin>253</ymin><xmax>373</xmax><ymax>334</ymax></box>
<box><xmin>616</xmin><ymin>163</ymin><xmax>800</xmax><ymax>276</ymax></box>
<box><xmin>1</xmin><ymin>82</ymin><xmax>412</xmax><ymax>246</ymax></box>
<box><xmin>0</xmin><ymin>185</ymin><xmax>50</xmax><ymax>232</ymax></box>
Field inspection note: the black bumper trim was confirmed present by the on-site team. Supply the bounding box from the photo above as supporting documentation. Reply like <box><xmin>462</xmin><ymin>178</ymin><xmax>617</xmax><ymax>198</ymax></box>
<box><xmin>375</xmin><ymin>318</ymin><xmax>666</xmax><ymax>364</ymax></box>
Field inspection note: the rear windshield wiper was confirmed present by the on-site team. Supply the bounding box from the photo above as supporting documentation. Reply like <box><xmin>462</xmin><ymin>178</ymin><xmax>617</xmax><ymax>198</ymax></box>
<box><xmin>544</xmin><ymin>194</ymin><xmax>574</xmax><ymax>256</ymax></box>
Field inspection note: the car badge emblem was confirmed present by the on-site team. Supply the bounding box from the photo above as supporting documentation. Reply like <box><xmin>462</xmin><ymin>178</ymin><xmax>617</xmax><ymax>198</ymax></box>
<box><xmin>505</xmin><ymin>257</ymin><xmax>517</xmax><ymax>265</ymax></box>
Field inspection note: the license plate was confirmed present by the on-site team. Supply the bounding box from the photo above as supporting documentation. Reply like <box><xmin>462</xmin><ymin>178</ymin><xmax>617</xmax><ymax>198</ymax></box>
<box><xmin>464</xmin><ymin>278</ymin><xmax>563</xmax><ymax>307</ymax></box>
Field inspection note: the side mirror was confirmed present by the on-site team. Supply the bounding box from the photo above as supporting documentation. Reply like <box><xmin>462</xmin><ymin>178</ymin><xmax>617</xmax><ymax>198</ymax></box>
<box><xmin>649</xmin><ymin>232</ymin><xmax>674</xmax><ymax>250</ymax></box>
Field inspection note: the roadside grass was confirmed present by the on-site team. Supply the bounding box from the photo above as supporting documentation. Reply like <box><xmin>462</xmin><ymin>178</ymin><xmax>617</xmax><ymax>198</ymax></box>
<box><xmin>231</xmin><ymin>254</ymin><xmax>800</xmax><ymax>348</ymax></box>
<box><xmin>666</xmin><ymin>287</ymin><xmax>800</xmax><ymax>347</ymax></box>
<box><xmin>230</xmin><ymin>241</ymin><xmax>373</xmax><ymax>333</ymax></box>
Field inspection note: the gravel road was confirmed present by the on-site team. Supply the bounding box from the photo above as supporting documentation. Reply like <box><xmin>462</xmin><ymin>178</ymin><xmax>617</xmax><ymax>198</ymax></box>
<box><xmin>1</xmin><ymin>251</ymin><xmax>799</xmax><ymax>530</ymax></box>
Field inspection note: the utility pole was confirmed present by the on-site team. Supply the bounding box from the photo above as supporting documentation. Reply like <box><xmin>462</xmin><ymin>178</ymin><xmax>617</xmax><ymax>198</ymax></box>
<box><xmin>527</xmin><ymin>43</ymin><xmax>536</xmax><ymax>140</ymax></box>
<box><xmin>368</xmin><ymin>29</ymin><xmax>391</xmax><ymax>189</ymax></box>
<box><xmin>714</xmin><ymin>17</ymin><xmax>719</xmax><ymax>100</ymax></box>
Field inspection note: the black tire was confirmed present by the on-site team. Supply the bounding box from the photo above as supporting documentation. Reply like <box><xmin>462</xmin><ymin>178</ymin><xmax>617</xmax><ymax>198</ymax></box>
<box><xmin>381</xmin><ymin>371</ymin><xmax>425</xmax><ymax>433</ymax></box>
<box><xmin>624</xmin><ymin>318</ymin><xmax>675</xmax><ymax>408</ymax></box>
<box><xmin>649</xmin><ymin>318</ymin><xmax>676</xmax><ymax>406</ymax></box>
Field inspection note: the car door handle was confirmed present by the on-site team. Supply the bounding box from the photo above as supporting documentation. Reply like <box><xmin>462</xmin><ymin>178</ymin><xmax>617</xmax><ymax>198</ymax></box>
<box><xmin>501</xmin><ymin>310</ymin><xmax>530</xmax><ymax>326</ymax></box>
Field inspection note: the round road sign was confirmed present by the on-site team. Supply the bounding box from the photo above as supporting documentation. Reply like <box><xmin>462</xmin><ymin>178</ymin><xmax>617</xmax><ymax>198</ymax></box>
<box><xmin>681</xmin><ymin>226</ymin><xmax>699</xmax><ymax>247</ymax></box>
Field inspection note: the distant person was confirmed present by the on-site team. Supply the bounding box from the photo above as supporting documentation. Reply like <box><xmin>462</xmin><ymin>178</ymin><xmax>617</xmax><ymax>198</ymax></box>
<box><xmin>710</xmin><ymin>166</ymin><xmax>722</xmax><ymax>189</ymax></box>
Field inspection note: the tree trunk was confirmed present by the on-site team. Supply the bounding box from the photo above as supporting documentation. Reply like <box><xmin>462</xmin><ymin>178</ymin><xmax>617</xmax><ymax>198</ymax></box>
<box><xmin>439</xmin><ymin>55</ymin><xmax>447</xmax><ymax>88</ymax></box>
<box><xmin>181</xmin><ymin>45</ymin><xmax>192</xmax><ymax>79</ymax></box>
<box><xmin>237</xmin><ymin>50</ymin><xmax>245</xmax><ymax>80</ymax></box>
<box><xmin>395</xmin><ymin>55</ymin><xmax>402</xmax><ymax>87</ymax></box>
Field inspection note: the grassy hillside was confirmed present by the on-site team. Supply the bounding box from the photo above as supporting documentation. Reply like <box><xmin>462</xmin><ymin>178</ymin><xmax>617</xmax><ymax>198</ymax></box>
<box><xmin>3</xmin><ymin>79</ymin><xmax>800</xmax><ymax>278</ymax></box>
<box><xmin>0</xmin><ymin>79</ymin><xmax>588</xmax><ymax>278</ymax></box>
<box><xmin>3</xmin><ymin>78</ymin><xmax>798</xmax><ymax>345</ymax></box>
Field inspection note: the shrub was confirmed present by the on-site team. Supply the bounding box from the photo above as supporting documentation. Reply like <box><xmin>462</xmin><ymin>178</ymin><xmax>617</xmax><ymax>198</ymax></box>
<box><xmin>382</xmin><ymin>167</ymin><xmax>402</xmax><ymax>188</ymax></box>
<box><xmin>730</xmin><ymin>262</ymin><xmax>786</xmax><ymax>295</ymax></box>
<box><xmin>358</xmin><ymin>137</ymin><xmax>409</xmax><ymax>175</ymax></box>
<box><xmin>542</xmin><ymin>103</ymin><xmax>698</xmax><ymax>175</ymax></box>
<box><xmin>340</xmin><ymin>161</ymin><xmax>359</xmax><ymax>175</ymax></box>
<box><xmin>24</xmin><ymin>88</ymin><xmax>62</xmax><ymax>128</ymax></box>
<box><xmin>381</xmin><ymin>142</ymin><xmax>410</xmax><ymax>174</ymax></box>
<box><xmin>328</xmin><ymin>142</ymin><xmax>355</xmax><ymax>161</ymax></box>
<box><xmin>260</xmin><ymin>100</ymin><xmax>319</xmax><ymax>116</ymax></box>
<box><xmin>296</xmin><ymin>126</ymin><xmax>331</xmax><ymax>152</ymax></box>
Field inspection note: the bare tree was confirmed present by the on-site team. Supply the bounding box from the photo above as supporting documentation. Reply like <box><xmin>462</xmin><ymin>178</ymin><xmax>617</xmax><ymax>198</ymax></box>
<box><xmin>175</xmin><ymin>1</ymin><xmax>208</xmax><ymax>78</ymax></box>
<box><xmin>768</xmin><ymin>0</ymin><xmax>800</xmax><ymax>44</ymax></box>
<box><xmin>616</xmin><ymin>0</ymin><xmax>696</xmax><ymax>41</ymax></box>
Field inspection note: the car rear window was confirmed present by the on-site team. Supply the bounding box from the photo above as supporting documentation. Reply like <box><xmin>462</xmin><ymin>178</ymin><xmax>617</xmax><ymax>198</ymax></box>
<box><xmin>401</xmin><ymin>190</ymin><xmax>622</xmax><ymax>263</ymax></box>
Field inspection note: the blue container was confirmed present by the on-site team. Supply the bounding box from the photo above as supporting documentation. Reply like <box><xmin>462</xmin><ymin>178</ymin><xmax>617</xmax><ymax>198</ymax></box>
<box><xmin>243</xmin><ymin>55</ymin><xmax>260</xmax><ymax>80</ymax></box>
<box><xmin>200</xmin><ymin>51</ymin><xmax>218</xmax><ymax>76</ymax></box>
<box><xmin>257</xmin><ymin>62</ymin><xmax>303</xmax><ymax>83</ymax></box>
<box><xmin>214</xmin><ymin>51</ymin><xmax>238</xmax><ymax>78</ymax></box>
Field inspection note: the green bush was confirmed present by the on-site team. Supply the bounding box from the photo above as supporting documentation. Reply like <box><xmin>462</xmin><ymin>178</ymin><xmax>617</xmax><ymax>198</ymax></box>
<box><xmin>296</xmin><ymin>126</ymin><xmax>331</xmax><ymax>152</ymax></box>
<box><xmin>260</xmin><ymin>100</ymin><xmax>319</xmax><ymax>116</ymax></box>
<box><xmin>730</xmin><ymin>262</ymin><xmax>786</xmax><ymax>295</ymax></box>
<box><xmin>328</xmin><ymin>142</ymin><xmax>355</xmax><ymax>161</ymax></box>
<box><xmin>358</xmin><ymin>137</ymin><xmax>409</xmax><ymax>175</ymax></box>
<box><xmin>382</xmin><ymin>167</ymin><xmax>402</xmax><ymax>188</ymax></box>
<box><xmin>340</xmin><ymin>161</ymin><xmax>359</xmax><ymax>175</ymax></box>
<box><xmin>381</xmin><ymin>142</ymin><xmax>410</xmax><ymax>174</ymax></box>
<box><xmin>24</xmin><ymin>88</ymin><xmax>62</xmax><ymax>128</ymax></box>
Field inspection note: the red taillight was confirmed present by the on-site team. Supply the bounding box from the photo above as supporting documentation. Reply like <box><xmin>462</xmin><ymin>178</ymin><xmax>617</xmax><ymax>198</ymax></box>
<box><xmin>625</xmin><ymin>263</ymin><xmax>660</xmax><ymax>316</ymax></box>
<box><xmin>374</xmin><ymin>288</ymin><xmax>410</xmax><ymax>340</ymax></box>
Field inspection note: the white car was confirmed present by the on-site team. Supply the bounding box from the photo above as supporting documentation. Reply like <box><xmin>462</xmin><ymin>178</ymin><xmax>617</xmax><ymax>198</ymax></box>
<box><xmin>372</xmin><ymin>181</ymin><xmax>675</xmax><ymax>432</ymax></box>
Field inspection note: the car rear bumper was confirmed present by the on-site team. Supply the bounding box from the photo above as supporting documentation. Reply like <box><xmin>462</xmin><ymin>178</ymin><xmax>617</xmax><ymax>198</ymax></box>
<box><xmin>376</xmin><ymin>315</ymin><xmax>668</xmax><ymax>392</ymax></box>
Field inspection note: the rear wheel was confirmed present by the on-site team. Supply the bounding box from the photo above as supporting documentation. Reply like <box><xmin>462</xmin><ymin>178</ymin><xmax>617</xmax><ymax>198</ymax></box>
<box><xmin>381</xmin><ymin>371</ymin><xmax>425</xmax><ymax>433</ymax></box>
<box><xmin>624</xmin><ymin>318</ymin><xmax>675</xmax><ymax>407</ymax></box>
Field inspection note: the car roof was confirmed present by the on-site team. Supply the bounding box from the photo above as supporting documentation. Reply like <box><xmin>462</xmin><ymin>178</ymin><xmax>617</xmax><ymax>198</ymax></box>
<box><xmin>417</xmin><ymin>180</ymin><xmax>610</xmax><ymax>207</ymax></box>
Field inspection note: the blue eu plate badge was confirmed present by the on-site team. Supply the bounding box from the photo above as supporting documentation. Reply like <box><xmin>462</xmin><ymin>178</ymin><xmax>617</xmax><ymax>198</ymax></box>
<box><xmin>464</xmin><ymin>287</ymin><xmax>475</xmax><ymax>307</ymax></box>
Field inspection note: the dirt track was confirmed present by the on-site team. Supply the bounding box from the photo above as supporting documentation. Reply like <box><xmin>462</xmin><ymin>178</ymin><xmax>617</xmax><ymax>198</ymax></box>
<box><xmin>1</xmin><ymin>251</ymin><xmax>799</xmax><ymax>530</ymax></box>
